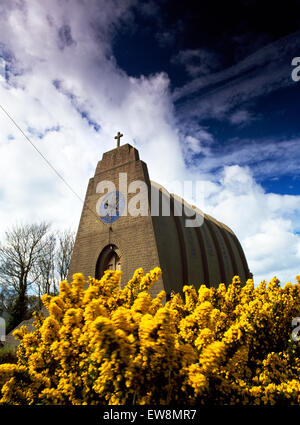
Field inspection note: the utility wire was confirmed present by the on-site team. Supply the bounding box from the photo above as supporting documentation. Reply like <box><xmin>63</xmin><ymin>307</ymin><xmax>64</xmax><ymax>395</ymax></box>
<box><xmin>0</xmin><ymin>103</ymin><xmax>103</xmax><ymax>224</ymax></box>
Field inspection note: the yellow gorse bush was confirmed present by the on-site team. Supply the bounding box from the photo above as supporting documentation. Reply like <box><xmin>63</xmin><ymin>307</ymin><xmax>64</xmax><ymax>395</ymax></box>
<box><xmin>0</xmin><ymin>267</ymin><xmax>299</xmax><ymax>405</ymax></box>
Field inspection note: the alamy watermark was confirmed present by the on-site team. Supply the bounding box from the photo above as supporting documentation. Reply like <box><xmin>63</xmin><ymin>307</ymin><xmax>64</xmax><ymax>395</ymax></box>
<box><xmin>0</xmin><ymin>316</ymin><xmax>5</xmax><ymax>343</ymax></box>
<box><xmin>95</xmin><ymin>173</ymin><xmax>205</xmax><ymax>228</ymax></box>
<box><xmin>291</xmin><ymin>317</ymin><xmax>300</xmax><ymax>342</ymax></box>
<box><xmin>291</xmin><ymin>57</ymin><xmax>300</xmax><ymax>82</ymax></box>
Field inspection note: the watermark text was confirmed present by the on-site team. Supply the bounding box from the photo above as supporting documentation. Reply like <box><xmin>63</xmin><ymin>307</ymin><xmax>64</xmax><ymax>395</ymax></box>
<box><xmin>95</xmin><ymin>173</ymin><xmax>205</xmax><ymax>228</ymax></box>
<box><xmin>0</xmin><ymin>316</ymin><xmax>5</xmax><ymax>343</ymax></box>
<box><xmin>291</xmin><ymin>57</ymin><xmax>300</xmax><ymax>82</ymax></box>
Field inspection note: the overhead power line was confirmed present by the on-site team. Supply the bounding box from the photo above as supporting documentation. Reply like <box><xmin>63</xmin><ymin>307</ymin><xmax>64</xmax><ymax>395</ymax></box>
<box><xmin>0</xmin><ymin>103</ymin><xmax>102</xmax><ymax>224</ymax></box>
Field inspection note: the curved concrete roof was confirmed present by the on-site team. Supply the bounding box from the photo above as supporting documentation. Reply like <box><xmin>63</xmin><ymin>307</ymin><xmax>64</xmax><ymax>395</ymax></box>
<box><xmin>150</xmin><ymin>180</ymin><xmax>251</xmax><ymax>291</ymax></box>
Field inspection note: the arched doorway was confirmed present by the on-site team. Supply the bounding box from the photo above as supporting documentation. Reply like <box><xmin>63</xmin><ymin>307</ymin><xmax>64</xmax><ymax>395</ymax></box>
<box><xmin>95</xmin><ymin>244</ymin><xmax>121</xmax><ymax>279</ymax></box>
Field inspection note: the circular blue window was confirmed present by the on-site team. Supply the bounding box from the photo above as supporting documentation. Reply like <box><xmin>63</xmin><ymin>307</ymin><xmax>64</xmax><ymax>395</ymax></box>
<box><xmin>99</xmin><ymin>191</ymin><xmax>125</xmax><ymax>224</ymax></box>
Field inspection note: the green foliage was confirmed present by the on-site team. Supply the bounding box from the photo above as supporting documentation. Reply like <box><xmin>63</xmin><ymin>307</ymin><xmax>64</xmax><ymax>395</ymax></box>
<box><xmin>0</xmin><ymin>346</ymin><xmax>17</xmax><ymax>365</ymax></box>
<box><xmin>7</xmin><ymin>293</ymin><xmax>28</xmax><ymax>333</ymax></box>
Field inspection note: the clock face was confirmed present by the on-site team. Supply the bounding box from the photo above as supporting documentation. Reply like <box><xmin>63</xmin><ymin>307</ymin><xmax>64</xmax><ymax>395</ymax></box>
<box><xmin>99</xmin><ymin>191</ymin><xmax>125</xmax><ymax>224</ymax></box>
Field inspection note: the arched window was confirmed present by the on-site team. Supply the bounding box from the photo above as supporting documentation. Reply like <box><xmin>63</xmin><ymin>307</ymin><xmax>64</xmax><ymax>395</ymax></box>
<box><xmin>95</xmin><ymin>245</ymin><xmax>121</xmax><ymax>279</ymax></box>
<box><xmin>105</xmin><ymin>250</ymin><xmax>121</xmax><ymax>271</ymax></box>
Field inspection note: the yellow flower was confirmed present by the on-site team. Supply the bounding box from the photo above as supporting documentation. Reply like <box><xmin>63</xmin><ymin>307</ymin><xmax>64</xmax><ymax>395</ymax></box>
<box><xmin>0</xmin><ymin>268</ymin><xmax>299</xmax><ymax>406</ymax></box>
<box><xmin>187</xmin><ymin>364</ymin><xmax>208</xmax><ymax>396</ymax></box>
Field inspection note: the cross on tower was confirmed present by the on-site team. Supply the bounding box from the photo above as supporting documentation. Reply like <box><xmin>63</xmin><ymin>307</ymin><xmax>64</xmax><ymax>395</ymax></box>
<box><xmin>114</xmin><ymin>131</ymin><xmax>123</xmax><ymax>148</ymax></box>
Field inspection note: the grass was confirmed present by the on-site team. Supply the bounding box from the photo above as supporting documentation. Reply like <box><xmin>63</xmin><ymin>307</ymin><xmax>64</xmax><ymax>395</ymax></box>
<box><xmin>0</xmin><ymin>344</ymin><xmax>18</xmax><ymax>364</ymax></box>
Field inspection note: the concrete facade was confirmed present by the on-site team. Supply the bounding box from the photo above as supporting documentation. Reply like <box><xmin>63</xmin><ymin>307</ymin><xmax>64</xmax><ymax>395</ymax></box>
<box><xmin>68</xmin><ymin>143</ymin><xmax>251</xmax><ymax>295</ymax></box>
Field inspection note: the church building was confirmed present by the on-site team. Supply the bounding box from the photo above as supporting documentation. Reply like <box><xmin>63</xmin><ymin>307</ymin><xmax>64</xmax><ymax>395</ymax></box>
<box><xmin>68</xmin><ymin>134</ymin><xmax>251</xmax><ymax>297</ymax></box>
<box><xmin>5</xmin><ymin>134</ymin><xmax>251</xmax><ymax>346</ymax></box>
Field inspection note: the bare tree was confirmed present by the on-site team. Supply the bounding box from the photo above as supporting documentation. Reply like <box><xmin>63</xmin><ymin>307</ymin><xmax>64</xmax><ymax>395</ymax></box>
<box><xmin>0</xmin><ymin>223</ymin><xmax>75</xmax><ymax>331</ymax></box>
<box><xmin>56</xmin><ymin>229</ymin><xmax>75</xmax><ymax>281</ymax></box>
<box><xmin>32</xmin><ymin>232</ymin><xmax>57</xmax><ymax>308</ymax></box>
<box><xmin>0</xmin><ymin>222</ymin><xmax>50</xmax><ymax>329</ymax></box>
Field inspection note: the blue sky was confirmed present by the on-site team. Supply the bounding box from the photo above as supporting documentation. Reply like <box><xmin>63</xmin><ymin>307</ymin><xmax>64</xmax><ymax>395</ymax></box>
<box><xmin>0</xmin><ymin>0</ymin><xmax>300</xmax><ymax>284</ymax></box>
<box><xmin>113</xmin><ymin>1</ymin><xmax>300</xmax><ymax>194</ymax></box>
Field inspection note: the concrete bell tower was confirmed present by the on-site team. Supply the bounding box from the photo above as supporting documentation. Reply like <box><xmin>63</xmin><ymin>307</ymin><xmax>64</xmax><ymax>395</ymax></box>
<box><xmin>68</xmin><ymin>142</ymin><xmax>165</xmax><ymax>297</ymax></box>
<box><xmin>68</xmin><ymin>138</ymin><xmax>251</xmax><ymax>295</ymax></box>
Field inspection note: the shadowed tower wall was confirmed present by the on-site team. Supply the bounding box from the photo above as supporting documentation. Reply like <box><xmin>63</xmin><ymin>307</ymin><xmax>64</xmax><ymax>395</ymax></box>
<box><xmin>68</xmin><ymin>144</ymin><xmax>164</xmax><ymax>297</ymax></box>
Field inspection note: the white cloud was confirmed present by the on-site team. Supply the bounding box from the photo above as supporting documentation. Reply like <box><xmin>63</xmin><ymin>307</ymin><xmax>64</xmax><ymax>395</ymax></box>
<box><xmin>203</xmin><ymin>165</ymin><xmax>300</xmax><ymax>284</ymax></box>
<box><xmin>172</xmin><ymin>48</ymin><xmax>221</xmax><ymax>77</ymax></box>
<box><xmin>173</xmin><ymin>30</ymin><xmax>300</xmax><ymax>120</ymax></box>
<box><xmin>0</xmin><ymin>0</ymin><xmax>299</xmax><ymax>287</ymax></box>
<box><xmin>185</xmin><ymin>136</ymin><xmax>300</xmax><ymax>182</ymax></box>
<box><xmin>181</xmin><ymin>129</ymin><xmax>214</xmax><ymax>164</ymax></box>
<box><xmin>0</xmin><ymin>0</ymin><xmax>183</xmax><ymax>232</ymax></box>
<box><xmin>229</xmin><ymin>109</ymin><xmax>259</xmax><ymax>126</ymax></box>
